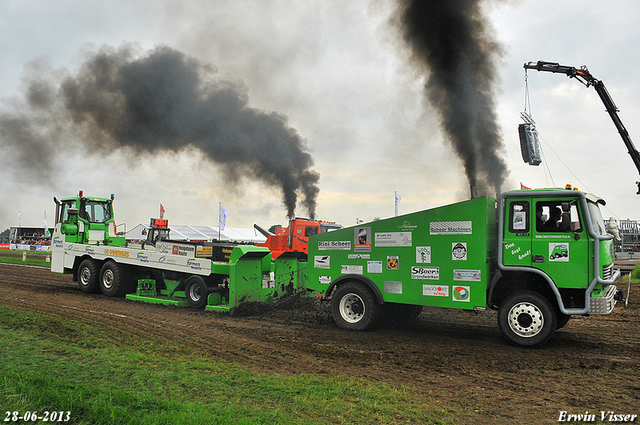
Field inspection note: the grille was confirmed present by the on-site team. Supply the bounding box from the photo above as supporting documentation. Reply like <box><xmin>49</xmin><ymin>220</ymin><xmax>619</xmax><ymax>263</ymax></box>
<box><xmin>602</xmin><ymin>263</ymin><xmax>614</xmax><ymax>280</ymax></box>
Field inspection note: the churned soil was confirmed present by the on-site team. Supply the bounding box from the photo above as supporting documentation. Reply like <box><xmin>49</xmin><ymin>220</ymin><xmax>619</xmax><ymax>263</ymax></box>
<box><xmin>0</xmin><ymin>263</ymin><xmax>638</xmax><ymax>424</ymax></box>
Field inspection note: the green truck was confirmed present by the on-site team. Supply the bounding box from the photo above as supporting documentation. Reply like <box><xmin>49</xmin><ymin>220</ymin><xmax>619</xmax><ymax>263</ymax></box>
<box><xmin>305</xmin><ymin>188</ymin><xmax>621</xmax><ymax>347</ymax></box>
<box><xmin>51</xmin><ymin>187</ymin><xmax>621</xmax><ymax>347</ymax></box>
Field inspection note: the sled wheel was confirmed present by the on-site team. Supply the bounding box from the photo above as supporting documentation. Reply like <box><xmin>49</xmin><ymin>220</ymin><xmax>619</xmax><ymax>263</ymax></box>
<box><xmin>185</xmin><ymin>276</ymin><xmax>208</xmax><ymax>309</ymax></box>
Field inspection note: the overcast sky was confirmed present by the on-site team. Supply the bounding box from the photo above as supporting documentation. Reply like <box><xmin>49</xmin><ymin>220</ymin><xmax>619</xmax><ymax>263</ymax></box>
<box><xmin>1</xmin><ymin>0</ymin><xmax>639</xmax><ymax>233</ymax></box>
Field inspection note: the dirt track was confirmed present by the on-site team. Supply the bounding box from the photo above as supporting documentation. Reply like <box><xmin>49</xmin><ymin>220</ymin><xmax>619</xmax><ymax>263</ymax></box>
<box><xmin>0</xmin><ymin>263</ymin><xmax>638</xmax><ymax>424</ymax></box>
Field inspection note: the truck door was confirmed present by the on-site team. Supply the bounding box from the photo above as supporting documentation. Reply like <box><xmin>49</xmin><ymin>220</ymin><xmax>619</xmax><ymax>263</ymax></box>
<box><xmin>531</xmin><ymin>199</ymin><xmax>589</xmax><ymax>288</ymax></box>
<box><xmin>502</xmin><ymin>199</ymin><xmax>532</xmax><ymax>266</ymax></box>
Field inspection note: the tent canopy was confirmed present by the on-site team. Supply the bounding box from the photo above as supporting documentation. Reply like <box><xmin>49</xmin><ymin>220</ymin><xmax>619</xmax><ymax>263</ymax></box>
<box><xmin>126</xmin><ymin>223</ymin><xmax>267</xmax><ymax>243</ymax></box>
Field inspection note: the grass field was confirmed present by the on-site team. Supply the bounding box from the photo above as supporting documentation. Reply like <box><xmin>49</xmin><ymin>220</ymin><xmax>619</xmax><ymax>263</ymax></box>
<box><xmin>0</xmin><ymin>306</ymin><xmax>455</xmax><ymax>425</ymax></box>
<box><xmin>0</xmin><ymin>250</ymin><xmax>51</xmax><ymax>268</ymax></box>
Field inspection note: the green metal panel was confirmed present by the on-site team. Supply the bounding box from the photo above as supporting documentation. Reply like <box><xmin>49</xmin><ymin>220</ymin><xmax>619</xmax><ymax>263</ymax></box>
<box><xmin>307</xmin><ymin>196</ymin><xmax>496</xmax><ymax>310</ymax></box>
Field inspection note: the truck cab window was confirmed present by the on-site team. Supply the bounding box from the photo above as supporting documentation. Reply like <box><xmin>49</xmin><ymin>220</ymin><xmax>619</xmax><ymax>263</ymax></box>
<box><xmin>536</xmin><ymin>201</ymin><xmax>582</xmax><ymax>233</ymax></box>
<box><xmin>60</xmin><ymin>200</ymin><xmax>77</xmax><ymax>222</ymax></box>
<box><xmin>509</xmin><ymin>202</ymin><xmax>529</xmax><ymax>233</ymax></box>
<box><xmin>81</xmin><ymin>201</ymin><xmax>111</xmax><ymax>223</ymax></box>
<box><xmin>304</xmin><ymin>226</ymin><xmax>318</xmax><ymax>237</ymax></box>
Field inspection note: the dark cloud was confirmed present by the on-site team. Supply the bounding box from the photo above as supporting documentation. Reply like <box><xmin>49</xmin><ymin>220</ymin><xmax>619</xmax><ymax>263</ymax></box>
<box><xmin>1</xmin><ymin>44</ymin><xmax>319</xmax><ymax>218</ymax></box>
<box><xmin>396</xmin><ymin>0</ymin><xmax>509</xmax><ymax>195</ymax></box>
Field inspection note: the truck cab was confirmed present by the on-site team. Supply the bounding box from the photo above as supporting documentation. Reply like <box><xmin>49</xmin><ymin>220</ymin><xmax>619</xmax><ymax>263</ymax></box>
<box><xmin>495</xmin><ymin>188</ymin><xmax>619</xmax><ymax>344</ymax></box>
<box><xmin>53</xmin><ymin>191</ymin><xmax>125</xmax><ymax>247</ymax></box>
<box><xmin>256</xmin><ymin>218</ymin><xmax>342</xmax><ymax>258</ymax></box>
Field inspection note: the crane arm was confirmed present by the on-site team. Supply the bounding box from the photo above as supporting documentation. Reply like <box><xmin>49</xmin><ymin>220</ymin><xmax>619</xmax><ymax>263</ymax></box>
<box><xmin>524</xmin><ymin>60</ymin><xmax>640</xmax><ymax>194</ymax></box>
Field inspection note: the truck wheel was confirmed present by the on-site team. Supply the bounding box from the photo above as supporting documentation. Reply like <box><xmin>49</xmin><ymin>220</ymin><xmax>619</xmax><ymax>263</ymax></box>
<box><xmin>185</xmin><ymin>276</ymin><xmax>208</xmax><ymax>309</ymax></box>
<box><xmin>383</xmin><ymin>303</ymin><xmax>423</xmax><ymax>322</ymax></box>
<box><xmin>498</xmin><ymin>291</ymin><xmax>557</xmax><ymax>348</ymax></box>
<box><xmin>331</xmin><ymin>281</ymin><xmax>380</xmax><ymax>331</ymax></box>
<box><xmin>99</xmin><ymin>260</ymin><xmax>129</xmax><ymax>297</ymax></box>
<box><xmin>78</xmin><ymin>259</ymin><xmax>100</xmax><ymax>294</ymax></box>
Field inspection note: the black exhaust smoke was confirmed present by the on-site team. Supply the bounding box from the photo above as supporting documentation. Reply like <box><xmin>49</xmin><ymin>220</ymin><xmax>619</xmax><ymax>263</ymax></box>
<box><xmin>1</xmin><ymin>45</ymin><xmax>319</xmax><ymax>219</ymax></box>
<box><xmin>396</xmin><ymin>0</ymin><xmax>509</xmax><ymax>196</ymax></box>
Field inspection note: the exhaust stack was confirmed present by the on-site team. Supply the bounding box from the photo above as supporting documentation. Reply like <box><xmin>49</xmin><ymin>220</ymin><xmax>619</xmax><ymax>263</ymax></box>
<box><xmin>470</xmin><ymin>185</ymin><xmax>479</xmax><ymax>199</ymax></box>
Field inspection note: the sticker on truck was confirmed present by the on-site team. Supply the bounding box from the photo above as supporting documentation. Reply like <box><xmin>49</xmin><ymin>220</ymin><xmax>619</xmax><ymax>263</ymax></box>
<box><xmin>411</xmin><ymin>266</ymin><xmax>439</xmax><ymax>280</ymax></box>
<box><xmin>374</xmin><ymin>232</ymin><xmax>412</xmax><ymax>247</ymax></box>
<box><xmin>318</xmin><ymin>241</ymin><xmax>351</xmax><ymax>250</ymax></box>
<box><xmin>549</xmin><ymin>243</ymin><xmax>569</xmax><ymax>262</ymax></box>
<box><xmin>453</xmin><ymin>286</ymin><xmax>471</xmax><ymax>302</ymax></box>
<box><xmin>367</xmin><ymin>261</ymin><xmax>383</xmax><ymax>273</ymax></box>
<box><xmin>430</xmin><ymin>221</ymin><xmax>472</xmax><ymax>235</ymax></box>
<box><xmin>387</xmin><ymin>256</ymin><xmax>399</xmax><ymax>270</ymax></box>
<box><xmin>452</xmin><ymin>243</ymin><xmax>467</xmax><ymax>260</ymax></box>
<box><xmin>453</xmin><ymin>269</ymin><xmax>481</xmax><ymax>281</ymax></box>
<box><xmin>341</xmin><ymin>265</ymin><xmax>363</xmax><ymax>274</ymax></box>
<box><xmin>416</xmin><ymin>246</ymin><xmax>431</xmax><ymax>263</ymax></box>
<box><xmin>384</xmin><ymin>281</ymin><xmax>402</xmax><ymax>294</ymax></box>
<box><xmin>423</xmin><ymin>285</ymin><xmax>449</xmax><ymax>297</ymax></box>
<box><xmin>354</xmin><ymin>227</ymin><xmax>372</xmax><ymax>252</ymax></box>
<box><xmin>314</xmin><ymin>255</ymin><xmax>330</xmax><ymax>269</ymax></box>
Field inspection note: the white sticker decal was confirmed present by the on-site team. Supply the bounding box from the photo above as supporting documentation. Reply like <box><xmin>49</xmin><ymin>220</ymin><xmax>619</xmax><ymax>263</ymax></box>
<box><xmin>348</xmin><ymin>253</ymin><xmax>370</xmax><ymax>259</ymax></box>
<box><xmin>513</xmin><ymin>211</ymin><xmax>527</xmax><ymax>230</ymax></box>
<box><xmin>319</xmin><ymin>276</ymin><xmax>331</xmax><ymax>284</ymax></box>
<box><xmin>549</xmin><ymin>243</ymin><xmax>569</xmax><ymax>262</ymax></box>
<box><xmin>318</xmin><ymin>241</ymin><xmax>351</xmax><ymax>251</ymax></box>
<box><xmin>452</xmin><ymin>242</ymin><xmax>467</xmax><ymax>261</ymax></box>
<box><xmin>367</xmin><ymin>261</ymin><xmax>383</xmax><ymax>273</ymax></box>
<box><xmin>430</xmin><ymin>221</ymin><xmax>472</xmax><ymax>235</ymax></box>
<box><xmin>453</xmin><ymin>269</ymin><xmax>481</xmax><ymax>281</ymax></box>
<box><xmin>314</xmin><ymin>255</ymin><xmax>330</xmax><ymax>269</ymax></box>
<box><xmin>374</xmin><ymin>232</ymin><xmax>412</xmax><ymax>247</ymax></box>
<box><xmin>384</xmin><ymin>281</ymin><xmax>403</xmax><ymax>294</ymax></box>
<box><xmin>341</xmin><ymin>265</ymin><xmax>363</xmax><ymax>275</ymax></box>
<box><xmin>411</xmin><ymin>266</ymin><xmax>439</xmax><ymax>280</ymax></box>
<box><xmin>423</xmin><ymin>285</ymin><xmax>449</xmax><ymax>297</ymax></box>
<box><xmin>416</xmin><ymin>246</ymin><xmax>431</xmax><ymax>263</ymax></box>
<box><xmin>453</xmin><ymin>286</ymin><xmax>471</xmax><ymax>302</ymax></box>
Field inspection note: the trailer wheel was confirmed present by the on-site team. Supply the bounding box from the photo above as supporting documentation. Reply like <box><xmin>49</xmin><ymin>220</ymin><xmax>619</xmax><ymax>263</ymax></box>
<box><xmin>498</xmin><ymin>291</ymin><xmax>557</xmax><ymax>348</ymax></box>
<box><xmin>78</xmin><ymin>259</ymin><xmax>100</xmax><ymax>294</ymax></box>
<box><xmin>185</xmin><ymin>276</ymin><xmax>208</xmax><ymax>309</ymax></box>
<box><xmin>331</xmin><ymin>281</ymin><xmax>380</xmax><ymax>331</ymax></box>
<box><xmin>99</xmin><ymin>260</ymin><xmax>129</xmax><ymax>297</ymax></box>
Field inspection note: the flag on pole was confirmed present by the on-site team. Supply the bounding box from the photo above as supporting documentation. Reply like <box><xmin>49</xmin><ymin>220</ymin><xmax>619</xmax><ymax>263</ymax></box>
<box><xmin>520</xmin><ymin>182</ymin><xmax>531</xmax><ymax>190</ymax></box>
<box><xmin>219</xmin><ymin>203</ymin><xmax>230</xmax><ymax>231</ymax></box>
<box><xmin>44</xmin><ymin>211</ymin><xmax>50</xmax><ymax>237</ymax></box>
<box><xmin>160</xmin><ymin>204</ymin><xmax>166</xmax><ymax>219</ymax></box>
<box><xmin>394</xmin><ymin>192</ymin><xmax>401</xmax><ymax>217</ymax></box>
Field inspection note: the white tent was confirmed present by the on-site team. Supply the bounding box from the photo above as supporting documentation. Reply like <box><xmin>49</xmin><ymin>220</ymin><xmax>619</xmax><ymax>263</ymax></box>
<box><xmin>125</xmin><ymin>223</ymin><xmax>266</xmax><ymax>243</ymax></box>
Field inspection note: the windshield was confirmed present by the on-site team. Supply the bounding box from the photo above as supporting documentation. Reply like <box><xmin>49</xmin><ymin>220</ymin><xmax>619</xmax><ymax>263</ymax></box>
<box><xmin>320</xmin><ymin>224</ymin><xmax>343</xmax><ymax>233</ymax></box>
<box><xmin>587</xmin><ymin>201</ymin><xmax>606</xmax><ymax>236</ymax></box>
<box><xmin>81</xmin><ymin>200</ymin><xmax>112</xmax><ymax>223</ymax></box>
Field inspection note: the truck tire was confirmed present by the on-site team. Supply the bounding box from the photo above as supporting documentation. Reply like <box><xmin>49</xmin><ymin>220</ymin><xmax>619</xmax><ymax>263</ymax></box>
<box><xmin>383</xmin><ymin>303</ymin><xmax>423</xmax><ymax>322</ymax></box>
<box><xmin>498</xmin><ymin>291</ymin><xmax>557</xmax><ymax>348</ymax></box>
<box><xmin>185</xmin><ymin>276</ymin><xmax>208</xmax><ymax>309</ymax></box>
<box><xmin>78</xmin><ymin>259</ymin><xmax>100</xmax><ymax>294</ymax></box>
<box><xmin>331</xmin><ymin>281</ymin><xmax>380</xmax><ymax>331</ymax></box>
<box><xmin>99</xmin><ymin>260</ymin><xmax>130</xmax><ymax>297</ymax></box>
